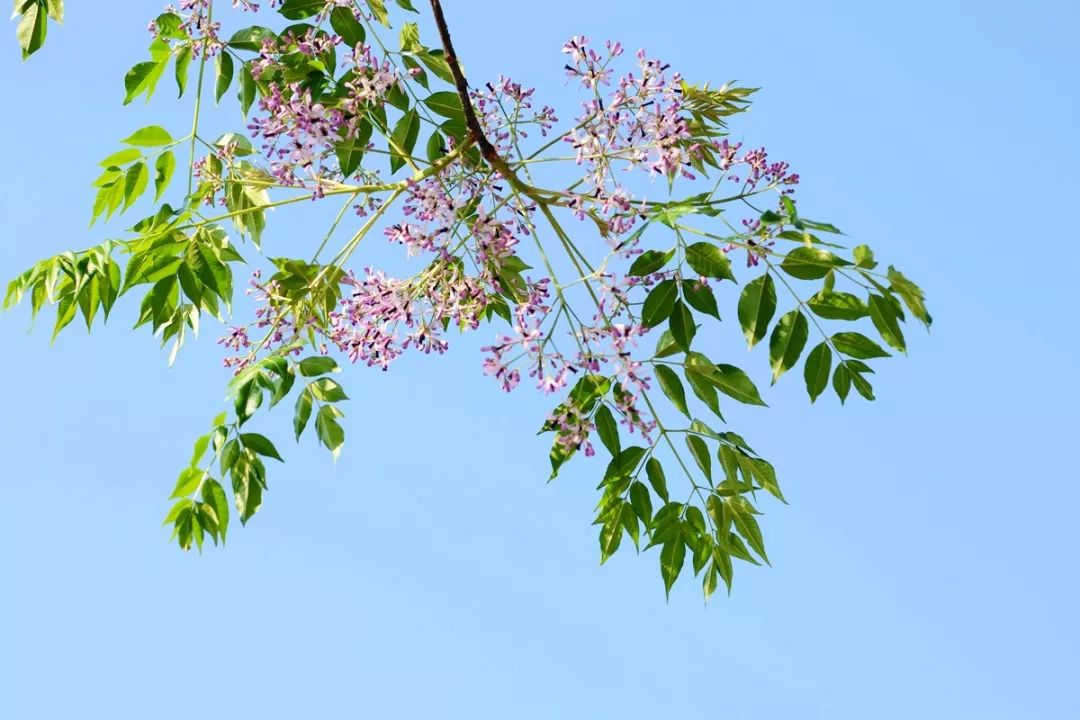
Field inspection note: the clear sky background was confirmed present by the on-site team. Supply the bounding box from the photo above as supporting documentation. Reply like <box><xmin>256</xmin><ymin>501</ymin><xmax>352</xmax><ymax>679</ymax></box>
<box><xmin>2</xmin><ymin>1</ymin><xmax>1078</xmax><ymax>718</ymax></box>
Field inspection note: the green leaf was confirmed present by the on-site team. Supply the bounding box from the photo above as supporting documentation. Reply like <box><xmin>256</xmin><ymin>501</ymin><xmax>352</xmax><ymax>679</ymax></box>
<box><xmin>421</xmin><ymin>92</ymin><xmax>464</xmax><ymax>121</ymax></box>
<box><xmin>868</xmin><ymin>294</ymin><xmax>906</xmax><ymax>353</ymax></box>
<box><xmin>660</xmin><ymin>537</ymin><xmax>686</xmax><ymax>597</ymax></box>
<box><xmin>315</xmin><ymin>405</ymin><xmax>345</xmax><ymax>458</ymax></box>
<box><xmin>807</xmin><ymin>290</ymin><xmax>868</xmax><ymax>321</ymax></box>
<box><xmin>214</xmin><ymin>51</ymin><xmax>234</xmax><ymax>104</ymax></box>
<box><xmin>629</xmin><ymin>481</ymin><xmax>653</xmax><ymax>526</ymax></box>
<box><xmin>654</xmin><ymin>329</ymin><xmax>681</xmax><ymax>358</ymax></box>
<box><xmin>768</xmin><ymin>309</ymin><xmax>809</xmax><ymax>383</ymax></box>
<box><xmin>335</xmin><ymin>119</ymin><xmax>373</xmax><ymax>177</ymax></box>
<box><xmin>832</xmin><ymin>332</ymin><xmax>890</xmax><ymax>359</ymax></box>
<box><xmin>703</xmin><ymin>562</ymin><xmax>720</xmax><ymax>600</ymax></box>
<box><xmin>399</xmin><ymin>21</ymin><xmax>421</xmax><ymax>53</ymax></box>
<box><xmin>887</xmin><ymin>266</ymin><xmax>932</xmax><ymax>328</ymax></box>
<box><xmin>686</xmin><ymin>435</ymin><xmax>712</xmax><ymax>480</ymax></box>
<box><xmin>16</xmin><ymin>3</ymin><xmax>46</xmax><ymax>59</ymax></box>
<box><xmin>731</xmin><ymin>509</ymin><xmax>768</xmax><ymax>564</ymax></box>
<box><xmin>123</xmin><ymin>60</ymin><xmax>166</xmax><ymax>104</ymax></box>
<box><xmin>299</xmin><ymin>355</ymin><xmax>339</xmax><ymax>376</ymax></box>
<box><xmin>685</xmin><ymin>242</ymin><xmax>735</xmax><ymax>281</ymax></box>
<box><xmin>228</xmin><ymin>26</ymin><xmax>277</xmax><ymax>51</ymax></box>
<box><xmin>122</xmin><ymin>162</ymin><xmax>149</xmax><ymax>211</ymax></box>
<box><xmin>122</xmin><ymin>125</ymin><xmax>173</xmax><ymax>147</ymax></box>
<box><xmin>395</xmin><ymin>0</ymin><xmax>418</xmax><ymax>10</ymax></box>
<box><xmin>710</xmin><ymin>363</ymin><xmax>767</xmax><ymax>406</ymax></box>
<box><xmin>681</xmin><ymin>280</ymin><xmax>720</xmax><ymax>320</ymax></box>
<box><xmin>231</xmin><ymin>454</ymin><xmax>265</xmax><ymax>524</ymax></box>
<box><xmin>367</xmin><ymin>0</ymin><xmax>390</xmax><ymax>26</ymax></box>
<box><xmin>278</xmin><ymin>0</ymin><xmax>324</xmax><ymax>19</ymax></box>
<box><xmin>417</xmin><ymin>49</ymin><xmax>454</xmax><ymax>84</ymax></box>
<box><xmin>201</xmin><ymin>478</ymin><xmax>230</xmax><ymax>543</ymax></box>
<box><xmin>214</xmin><ymin>132</ymin><xmax>254</xmax><ymax>156</ymax></box>
<box><xmin>668</xmin><ymin>299</ymin><xmax>696</xmax><ymax>352</ymax></box>
<box><xmin>153</xmin><ymin>151</ymin><xmax>176</xmax><ymax>201</ymax></box>
<box><xmin>780</xmin><ymin>246</ymin><xmax>849</xmax><ymax>281</ymax></box>
<box><xmin>329</xmin><ymin>6</ymin><xmax>365</xmax><ymax>47</ymax></box>
<box><xmin>685</xmin><ymin>366</ymin><xmax>722</xmax><ymax>419</ymax></box>
<box><xmin>389</xmin><ymin>109</ymin><xmax>420</xmax><ymax>173</ymax></box>
<box><xmin>171</xmin><ymin>466</ymin><xmax>203</xmax><ymax>499</ymax></box>
<box><xmin>99</xmin><ymin>148</ymin><xmax>141</xmax><ymax>169</ymax></box>
<box><xmin>655</xmin><ymin>364</ymin><xmax>690</xmax><ymax>419</ymax></box>
<box><xmin>645</xmin><ymin>458</ymin><xmax>669</xmax><ymax>503</ymax></box>
<box><xmin>737</xmin><ymin>273</ymin><xmax>776</xmax><ymax>348</ymax></box>
<box><xmin>599</xmin><ymin>510</ymin><xmax>623</xmax><ymax>562</ymax></box>
<box><xmin>238</xmin><ymin>62</ymin><xmax>257</xmax><ymax>116</ymax></box>
<box><xmin>641</xmin><ymin>279</ymin><xmax>678</xmax><ymax>328</ymax></box>
<box><xmin>293</xmin><ymin>388</ymin><xmax>313</xmax><ymax>440</ymax></box>
<box><xmin>240</xmin><ymin>433</ymin><xmax>283</xmax><ymax>462</ymax></box>
<box><xmin>593</xmin><ymin>404</ymin><xmax>620</xmax><ymax>456</ymax></box>
<box><xmin>627</xmin><ymin>248</ymin><xmax>674</xmax><ymax>277</ymax></box>
<box><xmin>833</xmin><ymin>363</ymin><xmax>852</xmax><ymax>403</ymax></box>
<box><xmin>803</xmin><ymin>342</ymin><xmax>832</xmax><ymax>403</ymax></box>
<box><xmin>309</xmin><ymin>377</ymin><xmax>348</xmax><ymax>402</ymax></box>
<box><xmin>853</xmin><ymin>244</ymin><xmax>877</xmax><ymax>269</ymax></box>
<box><xmin>848</xmin><ymin>363</ymin><xmax>875</xmax><ymax>401</ymax></box>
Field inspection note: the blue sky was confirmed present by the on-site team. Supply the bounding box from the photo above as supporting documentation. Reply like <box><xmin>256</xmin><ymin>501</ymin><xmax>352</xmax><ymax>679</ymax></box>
<box><xmin>2</xmin><ymin>1</ymin><xmax>1078</xmax><ymax>717</ymax></box>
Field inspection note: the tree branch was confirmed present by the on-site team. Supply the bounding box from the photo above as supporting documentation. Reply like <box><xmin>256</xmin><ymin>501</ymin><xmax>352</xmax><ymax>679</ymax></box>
<box><xmin>428</xmin><ymin>0</ymin><xmax>524</xmax><ymax>184</ymax></box>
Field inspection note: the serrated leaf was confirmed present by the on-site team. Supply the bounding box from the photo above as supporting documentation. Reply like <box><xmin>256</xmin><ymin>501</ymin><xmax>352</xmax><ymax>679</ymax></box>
<box><xmin>682</xmin><ymin>280</ymin><xmax>720</xmax><ymax>320</ymax></box>
<box><xmin>228</xmin><ymin>26</ymin><xmax>277</xmax><ymax>51</ymax></box>
<box><xmin>768</xmin><ymin>309</ymin><xmax>809</xmax><ymax>383</ymax></box>
<box><xmin>329</xmin><ymin>6</ymin><xmax>365</xmax><ymax>47</ymax></box>
<box><xmin>737</xmin><ymin>273</ymin><xmax>776</xmax><ymax>348</ymax></box>
<box><xmin>389</xmin><ymin>109</ymin><xmax>420</xmax><ymax>173</ymax></box>
<box><xmin>599</xmin><ymin>510</ymin><xmax>623</xmax><ymax>562</ymax></box>
<box><xmin>853</xmin><ymin>244</ymin><xmax>877</xmax><ymax>269</ymax></box>
<box><xmin>201</xmin><ymin>478</ymin><xmax>230</xmax><ymax>543</ymax></box>
<box><xmin>887</xmin><ymin>266</ymin><xmax>932</xmax><ymax>328</ymax></box>
<box><xmin>780</xmin><ymin>246</ymin><xmax>848</xmax><ymax>280</ymax></box>
<box><xmin>868</xmin><ymin>294</ymin><xmax>906</xmax><ymax>353</ymax></box>
<box><xmin>685</xmin><ymin>242</ymin><xmax>735</xmax><ymax>281</ymax></box>
<box><xmin>655</xmin><ymin>364</ymin><xmax>690</xmax><ymax>418</ymax></box>
<box><xmin>627</xmin><ymin>248</ymin><xmax>674</xmax><ymax>277</ymax></box>
<box><xmin>833</xmin><ymin>362</ymin><xmax>852</xmax><ymax>403</ymax></box>
<box><xmin>153</xmin><ymin>151</ymin><xmax>175</xmax><ymax>201</ymax></box>
<box><xmin>309</xmin><ymin>377</ymin><xmax>348</xmax><ymax>402</ymax></box>
<box><xmin>214</xmin><ymin>51</ymin><xmax>234</xmax><ymax>104</ymax></box>
<box><xmin>686</xmin><ymin>435</ymin><xmax>712</xmax><ymax>480</ymax></box>
<box><xmin>238</xmin><ymin>62</ymin><xmax>257</xmax><ymax>116</ymax></box>
<box><xmin>594</xmin><ymin>404</ymin><xmax>620</xmax><ymax>456</ymax></box>
<box><xmin>803</xmin><ymin>342</ymin><xmax>831</xmax><ymax>403</ymax></box>
<box><xmin>315</xmin><ymin>405</ymin><xmax>345</xmax><ymax>458</ymax></box>
<box><xmin>667</xmin><ymin>299</ymin><xmax>695</xmax><ymax>352</ymax></box>
<box><xmin>641</xmin><ymin>279</ymin><xmax>678</xmax><ymax>328</ymax></box>
<box><xmin>660</xmin><ymin>537</ymin><xmax>686</xmax><ymax>597</ymax></box>
<box><xmin>99</xmin><ymin>148</ymin><xmax>141</xmax><ymax>169</ymax></box>
<box><xmin>124</xmin><ymin>60</ymin><xmax>166</xmax><ymax>104</ymax></box>
<box><xmin>299</xmin><ymin>356</ymin><xmax>339</xmax><ymax>376</ymax></box>
<box><xmin>174</xmin><ymin>43</ymin><xmax>192</xmax><ymax>96</ymax></box>
<box><xmin>122</xmin><ymin>125</ymin><xmax>173</xmax><ymax>147</ymax></box>
<box><xmin>278</xmin><ymin>0</ymin><xmax>324</xmax><ymax>19</ymax></box>
<box><xmin>293</xmin><ymin>388</ymin><xmax>313</xmax><ymax>440</ymax></box>
<box><xmin>240</xmin><ymin>432</ymin><xmax>283</xmax><ymax>462</ymax></box>
<box><xmin>710</xmin><ymin>363</ymin><xmax>767</xmax><ymax>406</ymax></box>
<box><xmin>832</xmin><ymin>332</ymin><xmax>890</xmax><ymax>359</ymax></box>
<box><xmin>807</xmin><ymin>290</ymin><xmax>868</xmax><ymax>321</ymax></box>
<box><xmin>645</xmin><ymin>458</ymin><xmax>669</xmax><ymax>503</ymax></box>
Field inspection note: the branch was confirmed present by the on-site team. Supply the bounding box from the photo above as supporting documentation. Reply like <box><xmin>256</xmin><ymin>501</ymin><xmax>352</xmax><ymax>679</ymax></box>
<box><xmin>427</xmin><ymin>0</ymin><xmax>499</xmax><ymax>164</ymax></box>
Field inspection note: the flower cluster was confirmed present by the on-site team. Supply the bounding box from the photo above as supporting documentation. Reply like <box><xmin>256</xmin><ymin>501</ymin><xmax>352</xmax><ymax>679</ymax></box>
<box><xmin>324</xmin><ymin>261</ymin><xmax>490</xmax><ymax>369</ymax></box>
<box><xmin>213</xmin><ymin>18</ymin><xmax>810</xmax><ymax>468</ymax></box>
